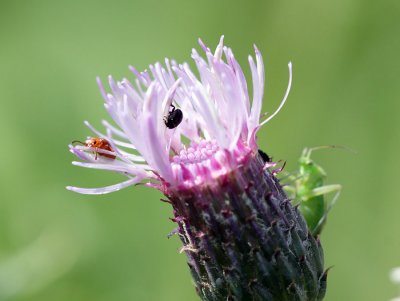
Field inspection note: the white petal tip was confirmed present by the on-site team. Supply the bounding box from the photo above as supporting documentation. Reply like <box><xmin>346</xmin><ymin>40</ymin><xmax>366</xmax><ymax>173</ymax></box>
<box><xmin>66</xmin><ymin>185</ymin><xmax>106</xmax><ymax>195</ymax></box>
<box><xmin>66</xmin><ymin>177</ymin><xmax>141</xmax><ymax>195</ymax></box>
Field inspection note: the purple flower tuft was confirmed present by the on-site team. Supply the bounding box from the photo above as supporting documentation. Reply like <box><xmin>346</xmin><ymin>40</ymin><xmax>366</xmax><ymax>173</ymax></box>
<box><xmin>67</xmin><ymin>36</ymin><xmax>292</xmax><ymax>194</ymax></box>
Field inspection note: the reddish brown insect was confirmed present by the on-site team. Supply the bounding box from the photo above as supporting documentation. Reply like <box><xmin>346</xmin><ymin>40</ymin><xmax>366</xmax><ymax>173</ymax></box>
<box><xmin>72</xmin><ymin>137</ymin><xmax>116</xmax><ymax>160</ymax></box>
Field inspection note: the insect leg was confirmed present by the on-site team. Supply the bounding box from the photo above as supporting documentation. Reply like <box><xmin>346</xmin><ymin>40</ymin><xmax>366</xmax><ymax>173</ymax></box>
<box><xmin>303</xmin><ymin>184</ymin><xmax>342</xmax><ymax>199</ymax></box>
<box><xmin>310</xmin><ymin>185</ymin><xmax>342</xmax><ymax>235</ymax></box>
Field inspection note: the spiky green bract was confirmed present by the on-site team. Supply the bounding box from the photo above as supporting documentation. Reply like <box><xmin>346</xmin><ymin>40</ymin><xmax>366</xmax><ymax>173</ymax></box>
<box><xmin>166</xmin><ymin>152</ymin><xmax>327</xmax><ymax>301</ymax></box>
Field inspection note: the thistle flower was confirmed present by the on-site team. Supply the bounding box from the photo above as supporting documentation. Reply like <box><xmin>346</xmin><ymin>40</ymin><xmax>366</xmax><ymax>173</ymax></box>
<box><xmin>68</xmin><ymin>36</ymin><xmax>327</xmax><ymax>301</ymax></box>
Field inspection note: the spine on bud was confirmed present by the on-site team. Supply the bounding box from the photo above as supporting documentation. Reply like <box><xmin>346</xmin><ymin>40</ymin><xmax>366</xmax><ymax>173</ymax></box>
<box><xmin>167</xmin><ymin>153</ymin><xmax>327</xmax><ymax>301</ymax></box>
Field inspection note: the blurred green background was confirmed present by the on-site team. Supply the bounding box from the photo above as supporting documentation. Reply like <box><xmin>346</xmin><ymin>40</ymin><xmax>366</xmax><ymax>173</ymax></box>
<box><xmin>0</xmin><ymin>0</ymin><xmax>399</xmax><ymax>300</ymax></box>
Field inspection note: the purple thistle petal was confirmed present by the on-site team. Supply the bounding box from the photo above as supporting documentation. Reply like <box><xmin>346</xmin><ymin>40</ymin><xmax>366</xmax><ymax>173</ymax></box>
<box><xmin>247</xmin><ymin>54</ymin><xmax>263</xmax><ymax>137</ymax></box>
<box><xmin>213</xmin><ymin>35</ymin><xmax>224</xmax><ymax>60</ymax></box>
<box><xmin>101</xmin><ymin>120</ymin><xmax>129</xmax><ymax>140</ymax></box>
<box><xmin>141</xmin><ymin>84</ymin><xmax>173</xmax><ymax>181</ymax></box>
<box><xmin>66</xmin><ymin>176</ymin><xmax>142</xmax><ymax>195</ymax></box>
<box><xmin>96</xmin><ymin>77</ymin><xmax>109</xmax><ymax>103</ymax></box>
<box><xmin>260</xmin><ymin>62</ymin><xmax>292</xmax><ymax>126</ymax></box>
<box><xmin>223</xmin><ymin>46</ymin><xmax>250</xmax><ymax>115</ymax></box>
<box><xmin>72</xmin><ymin>161</ymin><xmax>148</xmax><ymax>175</ymax></box>
<box><xmin>198</xmin><ymin>38</ymin><xmax>210</xmax><ymax>53</ymax></box>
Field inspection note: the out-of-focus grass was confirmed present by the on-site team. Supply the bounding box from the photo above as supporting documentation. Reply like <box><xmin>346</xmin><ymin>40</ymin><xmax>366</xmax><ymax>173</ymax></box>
<box><xmin>0</xmin><ymin>0</ymin><xmax>399</xmax><ymax>300</ymax></box>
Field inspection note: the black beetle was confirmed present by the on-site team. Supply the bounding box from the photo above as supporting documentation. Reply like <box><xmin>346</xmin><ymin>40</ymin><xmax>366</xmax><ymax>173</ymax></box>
<box><xmin>258</xmin><ymin>149</ymin><xmax>271</xmax><ymax>163</ymax></box>
<box><xmin>164</xmin><ymin>104</ymin><xmax>183</xmax><ymax>129</ymax></box>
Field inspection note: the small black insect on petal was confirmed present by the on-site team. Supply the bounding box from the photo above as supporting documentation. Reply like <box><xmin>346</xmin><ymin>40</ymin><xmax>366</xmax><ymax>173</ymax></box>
<box><xmin>258</xmin><ymin>149</ymin><xmax>271</xmax><ymax>163</ymax></box>
<box><xmin>164</xmin><ymin>104</ymin><xmax>183</xmax><ymax>129</ymax></box>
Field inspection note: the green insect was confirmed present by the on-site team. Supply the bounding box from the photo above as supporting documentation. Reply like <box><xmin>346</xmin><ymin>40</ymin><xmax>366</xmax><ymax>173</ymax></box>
<box><xmin>285</xmin><ymin>146</ymin><xmax>344</xmax><ymax>236</ymax></box>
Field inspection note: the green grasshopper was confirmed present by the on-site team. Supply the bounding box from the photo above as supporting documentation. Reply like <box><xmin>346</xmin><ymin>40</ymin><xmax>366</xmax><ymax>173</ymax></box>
<box><xmin>284</xmin><ymin>146</ymin><xmax>343</xmax><ymax>236</ymax></box>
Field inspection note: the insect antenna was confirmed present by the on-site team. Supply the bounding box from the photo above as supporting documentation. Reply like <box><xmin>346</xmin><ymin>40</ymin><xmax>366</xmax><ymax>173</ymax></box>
<box><xmin>304</xmin><ymin>145</ymin><xmax>356</xmax><ymax>159</ymax></box>
<box><xmin>71</xmin><ymin>140</ymin><xmax>86</xmax><ymax>146</ymax></box>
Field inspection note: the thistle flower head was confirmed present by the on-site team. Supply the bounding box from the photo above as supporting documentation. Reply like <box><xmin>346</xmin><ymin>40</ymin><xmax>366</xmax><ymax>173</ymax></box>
<box><xmin>67</xmin><ymin>37</ymin><xmax>329</xmax><ymax>301</ymax></box>
<box><xmin>67</xmin><ymin>36</ymin><xmax>292</xmax><ymax>194</ymax></box>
